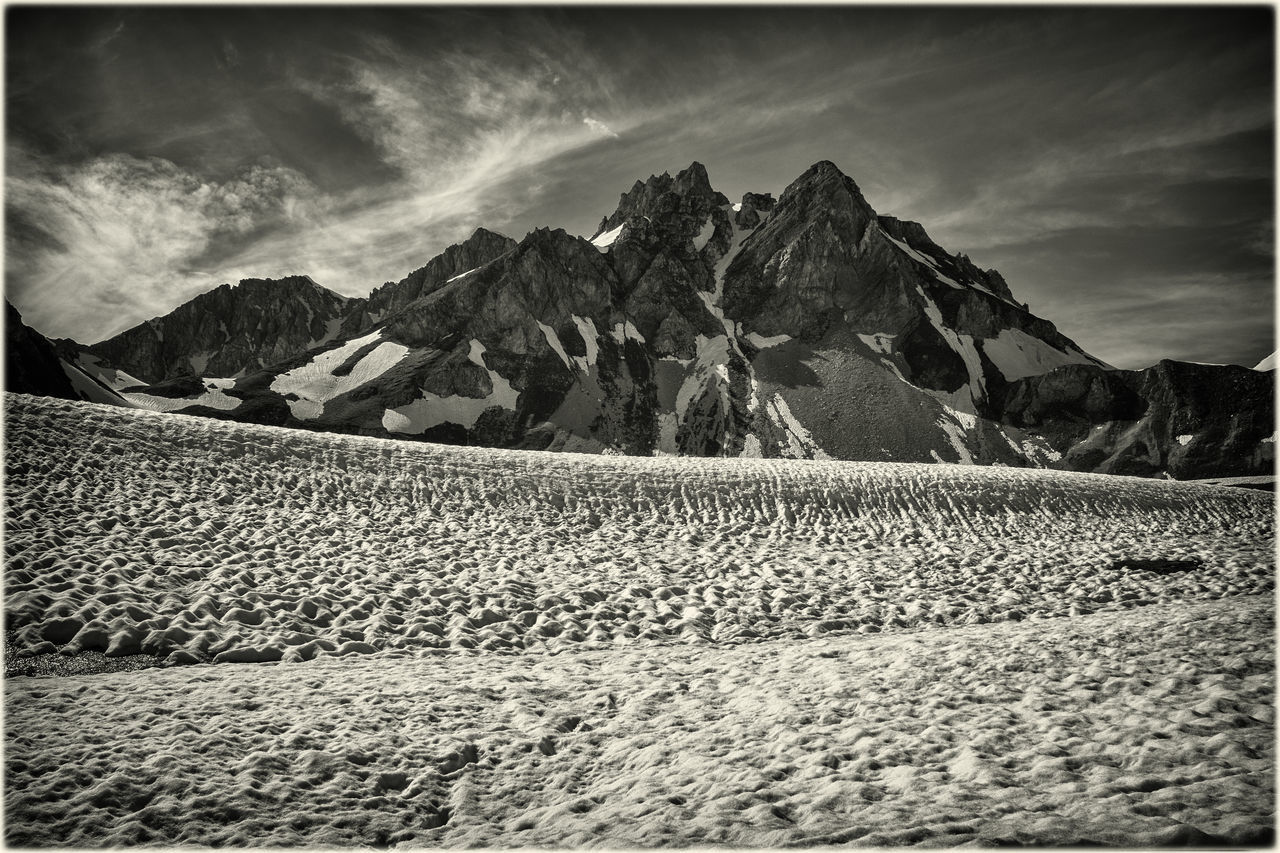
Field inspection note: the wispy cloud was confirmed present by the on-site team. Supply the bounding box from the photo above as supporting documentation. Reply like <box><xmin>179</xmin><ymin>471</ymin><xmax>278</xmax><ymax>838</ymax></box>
<box><xmin>6</xmin><ymin>148</ymin><xmax>325</xmax><ymax>341</ymax></box>
<box><xmin>8</xmin><ymin>28</ymin><xmax>635</xmax><ymax>340</ymax></box>
<box><xmin>583</xmin><ymin>117</ymin><xmax>618</xmax><ymax>139</ymax></box>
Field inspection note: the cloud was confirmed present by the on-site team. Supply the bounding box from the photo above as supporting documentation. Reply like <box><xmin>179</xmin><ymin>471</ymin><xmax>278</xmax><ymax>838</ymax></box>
<box><xmin>583</xmin><ymin>116</ymin><xmax>618</xmax><ymax>138</ymax></box>
<box><xmin>219</xmin><ymin>41</ymin><xmax>634</xmax><ymax>291</ymax></box>
<box><xmin>5</xmin><ymin>148</ymin><xmax>325</xmax><ymax>342</ymax></box>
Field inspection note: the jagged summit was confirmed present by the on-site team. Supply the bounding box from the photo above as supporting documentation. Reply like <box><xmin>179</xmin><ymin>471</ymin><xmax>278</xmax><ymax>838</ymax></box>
<box><xmin>594</xmin><ymin>161</ymin><xmax>731</xmax><ymax>241</ymax></box>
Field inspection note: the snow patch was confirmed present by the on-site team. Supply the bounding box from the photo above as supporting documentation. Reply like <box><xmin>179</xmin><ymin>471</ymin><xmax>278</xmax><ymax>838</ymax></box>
<box><xmin>307</xmin><ymin>317</ymin><xmax>344</xmax><ymax>350</ymax></box>
<box><xmin>124</xmin><ymin>388</ymin><xmax>240</xmax><ymax>412</ymax></box>
<box><xmin>591</xmin><ymin>223</ymin><xmax>625</xmax><ymax>249</ymax></box>
<box><xmin>765</xmin><ymin>393</ymin><xmax>831</xmax><ymax>460</ymax></box>
<box><xmin>935</xmin><ymin>407</ymin><xmax>975</xmax><ymax>465</ymax></box>
<box><xmin>884</xmin><ymin>233</ymin><xmax>961</xmax><ymax>289</ymax></box>
<box><xmin>537</xmin><ymin>321</ymin><xmax>572</xmax><ymax>370</ymax></box>
<box><xmin>447</xmin><ymin>267</ymin><xmax>479</xmax><ymax>283</ymax></box>
<box><xmin>746</xmin><ymin>331</ymin><xmax>791</xmax><ymax>349</ymax></box>
<box><xmin>1261</xmin><ymin>431</ymin><xmax>1276</xmax><ymax>444</ymax></box>
<box><xmin>655</xmin><ymin>412</ymin><xmax>679</xmax><ymax>456</ymax></box>
<box><xmin>572</xmin><ymin>315</ymin><xmax>599</xmax><ymax>369</ymax></box>
<box><xmin>188</xmin><ymin>352</ymin><xmax>211</xmax><ymax>375</ymax></box>
<box><xmin>857</xmin><ymin>332</ymin><xmax>895</xmax><ymax>355</ymax></box>
<box><xmin>1253</xmin><ymin>351</ymin><xmax>1276</xmax><ymax>371</ymax></box>
<box><xmin>1176</xmin><ymin>434</ymin><xmax>1194</xmax><ymax>447</ymax></box>
<box><xmin>675</xmin><ymin>335</ymin><xmax>731</xmax><ymax>421</ymax></box>
<box><xmin>270</xmin><ymin>331</ymin><xmax>408</xmax><ymax>420</ymax></box>
<box><xmin>73</xmin><ymin>354</ymin><xmax>146</xmax><ymax>391</ymax></box>
<box><xmin>609</xmin><ymin>320</ymin><xmax>645</xmax><ymax>345</ymax></box>
<box><xmin>918</xmin><ymin>287</ymin><xmax>986</xmax><ymax>411</ymax></box>
<box><xmin>982</xmin><ymin>328</ymin><xmax>1096</xmax><ymax>382</ymax></box>
<box><xmin>692</xmin><ymin>217</ymin><xmax>715</xmax><ymax>251</ymax></box>
<box><xmin>382</xmin><ymin>340</ymin><xmax>518</xmax><ymax>433</ymax></box>
<box><xmin>739</xmin><ymin>434</ymin><xmax>762</xmax><ymax>458</ymax></box>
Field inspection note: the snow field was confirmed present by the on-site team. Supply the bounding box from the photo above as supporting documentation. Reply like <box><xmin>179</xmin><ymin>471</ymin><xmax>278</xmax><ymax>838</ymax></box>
<box><xmin>5</xmin><ymin>597</ymin><xmax>1271</xmax><ymax>846</ymax></box>
<box><xmin>5</xmin><ymin>394</ymin><xmax>1273</xmax><ymax>667</ymax></box>
<box><xmin>3</xmin><ymin>394</ymin><xmax>1274</xmax><ymax>847</ymax></box>
<box><xmin>270</xmin><ymin>330</ymin><xmax>408</xmax><ymax>420</ymax></box>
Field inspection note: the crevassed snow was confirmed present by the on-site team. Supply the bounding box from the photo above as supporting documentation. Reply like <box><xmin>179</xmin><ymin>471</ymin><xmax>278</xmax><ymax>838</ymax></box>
<box><xmin>1177</xmin><ymin>434</ymin><xmax>1194</xmax><ymax>446</ymax></box>
<box><xmin>5</xmin><ymin>393</ymin><xmax>1276</xmax><ymax>850</ymax></box>
<box><xmin>981</xmin><ymin>327</ymin><xmax>1096</xmax><ymax>382</ymax></box>
<box><xmin>124</xmin><ymin>388</ymin><xmax>240</xmax><ymax>412</ymax></box>
<box><xmin>382</xmin><ymin>340</ymin><xmax>518</xmax><ymax>433</ymax></box>
<box><xmin>537</xmin><ymin>321</ymin><xmax>573</xmax><ymax>370</ymax></box>
<box><xmin>746</xmin><ymin>331</ymin><xmax>792</xmax><ymax>349</ymax></box>
<box><xmin>271</xmin><ymin>331</ymin><xmax>408</xmax><ymax>420</ymax></box>
<box><xmin>572</xmin><ymin>316</ymin><xmax>599</xmax><ymax>369</ymax></box>
<box><xmin>591</xmin><ymin>223</ymin><xmax>625</xmax><ymax>249</ymax></box>
<box><xmin>692</xmin><ymin>217</ymin><xmax>716</xmax><ymax>251</ymax></box>
<box><xmin>857</xmin><ymin>332</ymin><xmax>895</xmax><ymax>355</ymax></box>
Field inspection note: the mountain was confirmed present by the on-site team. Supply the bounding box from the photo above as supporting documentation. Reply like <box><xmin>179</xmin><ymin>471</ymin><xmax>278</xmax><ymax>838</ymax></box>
<box><xmin>4</xmin><ymin>301</ymin><xmax>131</xmax><ymax>406</ymax></box>
<box><xmin>17</xmin><ymin>160</ymin><xmax>1274</xmax><ymax>479</ymax></box>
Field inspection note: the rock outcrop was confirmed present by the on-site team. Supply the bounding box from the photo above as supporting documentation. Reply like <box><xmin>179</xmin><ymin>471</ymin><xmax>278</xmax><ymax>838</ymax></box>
<box><xmin>5</xmin><ymin>302</ymin><xmax>129</xmax><ymax>405</ymax></box>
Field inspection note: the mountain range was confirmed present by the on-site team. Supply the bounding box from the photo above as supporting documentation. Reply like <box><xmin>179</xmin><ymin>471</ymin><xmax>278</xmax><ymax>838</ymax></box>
<box><xmin>7</xmin><ymin>160</ymin><xmax>1274</xmax><ymax>481</ymax></box>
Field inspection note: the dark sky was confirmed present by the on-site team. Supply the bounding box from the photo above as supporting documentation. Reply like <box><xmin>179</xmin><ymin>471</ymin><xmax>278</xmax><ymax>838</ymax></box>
<box><xmin>5</xmin><ymin>5</ymin><xmax>1274</xmax><ymax>368</ymax></box>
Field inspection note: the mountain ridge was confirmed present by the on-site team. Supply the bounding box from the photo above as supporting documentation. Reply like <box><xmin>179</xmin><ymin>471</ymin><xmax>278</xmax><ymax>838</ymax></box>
<box><xmin>8</xmin><ymin>158</ymin><xmax>1273</xmax><ymax>480</ymax></box>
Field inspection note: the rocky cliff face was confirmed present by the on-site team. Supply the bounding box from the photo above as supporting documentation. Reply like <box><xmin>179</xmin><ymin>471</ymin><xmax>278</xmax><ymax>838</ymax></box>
<box><xmin>86</xmin><ymin>276</ymin><xmax>356</xmax><ymax>383</ymax></box>
<box><xmin>1001</xmin><ymin>360</ymin><xmax>1274</xmax><ymax>479</ymax></box>
<box><xmin>5</xmin><ymin>302</ymin><xmax>130</xmax><ymax>406</ymax></box>
<box><xmin>28</xmin><ymin>159</ymin><xmax>1272</xmax><ymax>480</ymax></box>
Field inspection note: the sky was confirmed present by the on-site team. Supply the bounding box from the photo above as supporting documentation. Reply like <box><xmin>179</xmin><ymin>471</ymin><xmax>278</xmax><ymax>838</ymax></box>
<box><xmin>5</xmin><ymin>5</ymin><xmax>1274</xmax><ymax>369</ymax></box>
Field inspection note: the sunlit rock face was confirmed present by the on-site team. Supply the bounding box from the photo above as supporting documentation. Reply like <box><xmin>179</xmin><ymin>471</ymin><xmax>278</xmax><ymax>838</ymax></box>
<box><xmin>36</xmin><ymin>159</ymin><xmax>1273</xmax><ymax>479</ymax></box>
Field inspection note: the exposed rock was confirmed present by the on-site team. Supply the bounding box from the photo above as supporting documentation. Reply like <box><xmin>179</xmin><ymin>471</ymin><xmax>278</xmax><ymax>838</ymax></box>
<box><xmin>5</xmin><ymin>301</ymin><xmax>129</xmax><ymax>405</ymax></box>
<box><xmin>86</xmin><ymin>276</ymin><xmax>356</xmax><ymax>383</ymax></box>
<box><xmin>6</xmin><ymin>301</ymin><xmax>77</xmax><ymax>400</ymax></box>
<box><xmin>999</xmin><ymin>360</ymin><xmax>1274</xmax><ymax>479</ymax></box>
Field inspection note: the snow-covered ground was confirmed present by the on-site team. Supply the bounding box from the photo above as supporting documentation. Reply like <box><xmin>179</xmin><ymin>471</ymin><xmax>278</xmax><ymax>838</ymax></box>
<box><xmin>4</xmin><ymin>393</ymin><xmax>1274</xmax><ymax>847</ymax></box>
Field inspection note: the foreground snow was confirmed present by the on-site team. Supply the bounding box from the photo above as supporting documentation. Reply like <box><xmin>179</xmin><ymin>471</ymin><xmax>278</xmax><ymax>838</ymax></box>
<box><xmin>3</xmin><ymin>394</ymin><xmax>1274</xmax><ymax>846</ymax></box>
<box><xmin>6</xmin><ymin>596</ymin><xmax>1272</xmax><ymax>847</ymax></box>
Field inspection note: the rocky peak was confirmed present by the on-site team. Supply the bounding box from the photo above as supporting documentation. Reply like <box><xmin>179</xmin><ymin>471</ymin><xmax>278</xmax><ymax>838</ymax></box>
<box><xmin>672</xmin><ymin>161</ymin><xmax>715</xmax><ymax>197</ymax></box>
<box><xmin>594</xmin><ymin>161</ymin><xmax>731</xmax><ymax>242</ymax></box>
<box><xmin>86</xmin><ymin>275</ymin><xmax>355</xmax><ymax>383</ymax></box>
<box><xmin>356</xmin><ymin>227</ymin><xmax>518</xmax><ymax>331</ymax></box>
